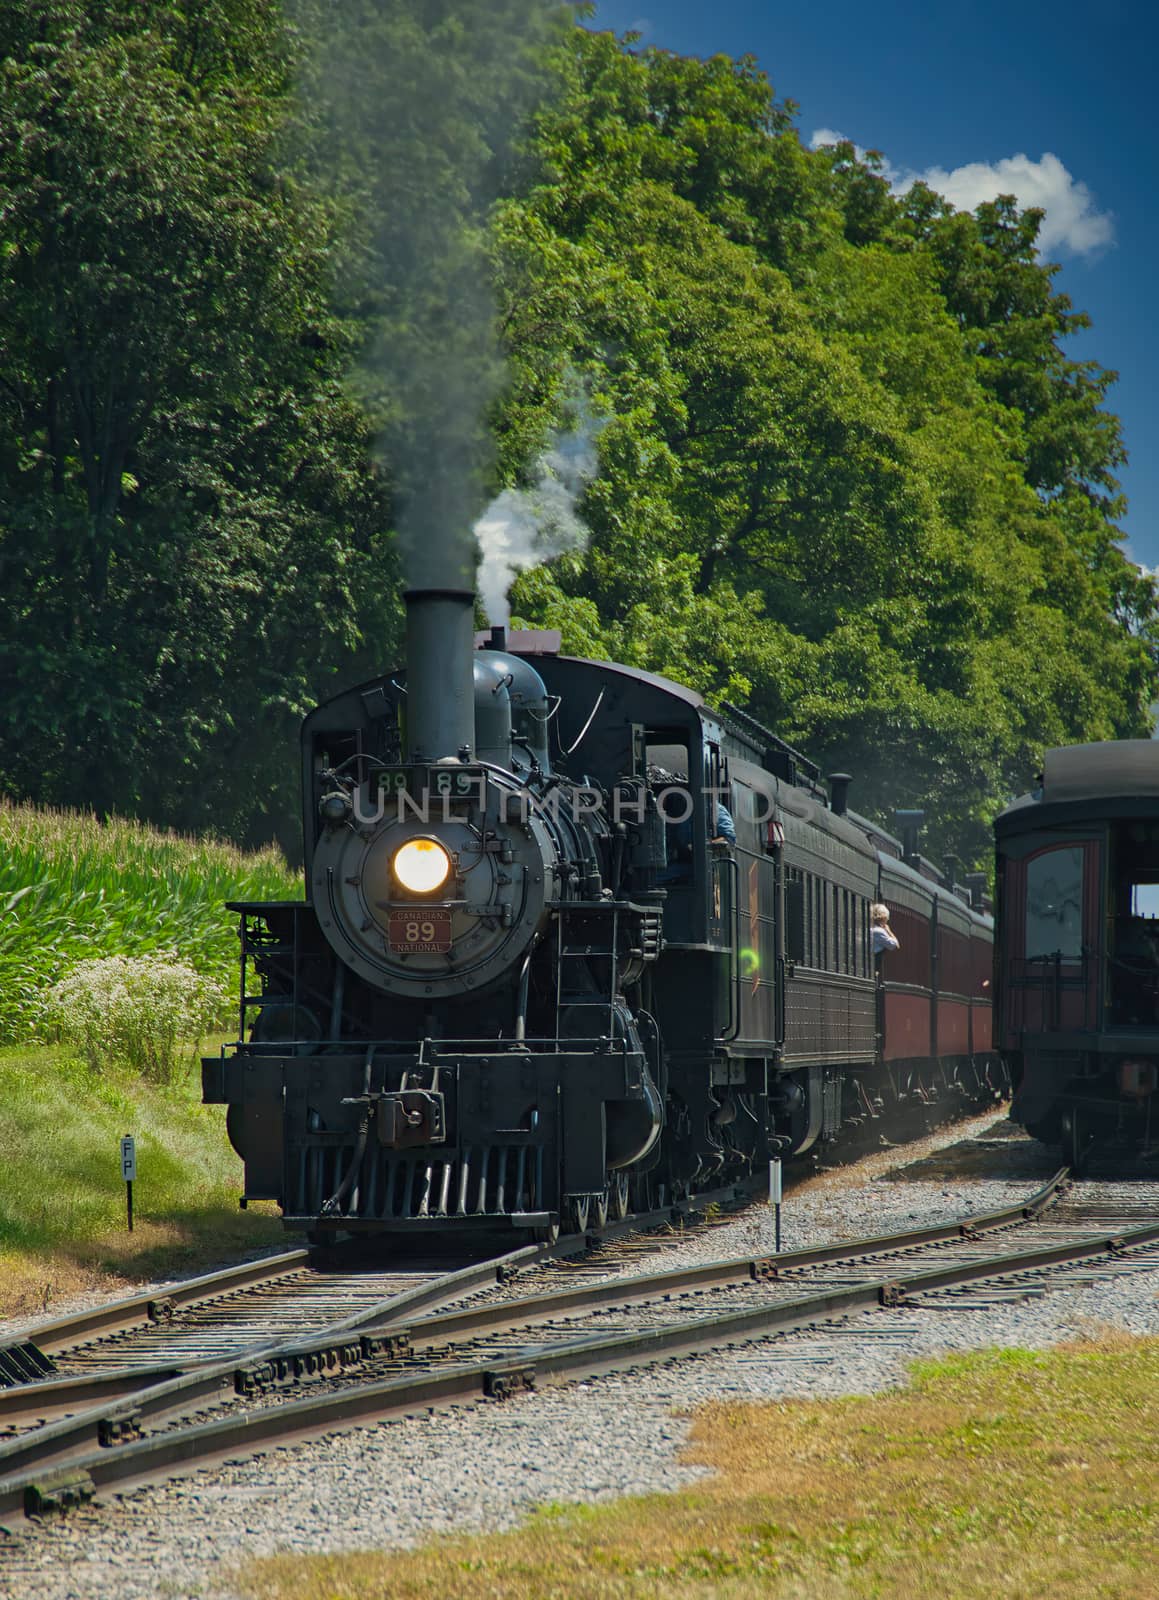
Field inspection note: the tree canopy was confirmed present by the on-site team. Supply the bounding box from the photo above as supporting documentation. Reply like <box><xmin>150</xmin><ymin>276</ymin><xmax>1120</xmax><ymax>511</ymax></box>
<box><xmin>0</xmin><ymin>0</ymin><xmax>397</xmax><ymax>845</ymax></box>
<box><xmin>0</xmin><ymin>6</ymin><xmax>1152</xmax><ymax>864</ymax></box>
<box><xmin>502</xmin><ymin>32</ymin><xmax>1156</xmax><ymax>860</ymax></box>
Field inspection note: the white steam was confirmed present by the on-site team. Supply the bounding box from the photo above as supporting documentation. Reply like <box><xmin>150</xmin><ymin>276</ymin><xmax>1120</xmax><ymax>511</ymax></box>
<box><xmin>474</xmin><ymin>394</ymin><xmax>604</xmax><ymax>623</ymax></box>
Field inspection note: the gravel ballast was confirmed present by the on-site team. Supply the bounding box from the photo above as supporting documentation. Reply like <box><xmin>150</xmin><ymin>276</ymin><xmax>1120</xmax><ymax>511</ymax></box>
<box><xmin>4</xmin><ymin>1112</ymin><xmax>1159</xmax><ymax>1600</ymax></box>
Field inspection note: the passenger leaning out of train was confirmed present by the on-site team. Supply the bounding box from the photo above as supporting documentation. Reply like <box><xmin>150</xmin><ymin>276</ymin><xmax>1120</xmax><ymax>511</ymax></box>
<box><xmin>870</xmin><ymin>902</ymin><xmax>899</xmax><ymax>957</ymax></box>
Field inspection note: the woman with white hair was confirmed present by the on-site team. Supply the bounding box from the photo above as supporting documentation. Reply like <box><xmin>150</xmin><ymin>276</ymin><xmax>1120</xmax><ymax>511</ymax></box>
<box><xmin>870</xmin><ymin>902</ymin><xmax>899</xmax><ymax>955</ymax></box>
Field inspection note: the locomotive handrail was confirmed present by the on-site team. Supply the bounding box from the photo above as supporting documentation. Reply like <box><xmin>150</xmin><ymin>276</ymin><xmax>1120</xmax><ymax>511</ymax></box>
<box><xmin>718</xmin><ymin>853</ymin><xmax>742</xmax><ymax>1044</ymax></box>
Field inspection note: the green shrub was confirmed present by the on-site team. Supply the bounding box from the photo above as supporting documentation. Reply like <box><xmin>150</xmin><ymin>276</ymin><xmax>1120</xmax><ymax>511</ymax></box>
<box><xmin>45</xmin><ymin>954</ymin><xmax>227</xmax><ymax>1083</ymax></box>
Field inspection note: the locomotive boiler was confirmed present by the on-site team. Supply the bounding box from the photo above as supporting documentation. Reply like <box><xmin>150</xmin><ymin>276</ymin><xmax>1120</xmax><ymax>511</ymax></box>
<box><xmin>204</xmin><ymin>584</ymin><xmax>1001</xmax><ymax>1241</ymax></box>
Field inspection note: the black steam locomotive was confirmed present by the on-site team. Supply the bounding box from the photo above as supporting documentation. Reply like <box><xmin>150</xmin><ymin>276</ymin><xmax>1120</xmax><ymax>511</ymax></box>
<box><xmin>203</xmin><ymin>587</ymin><xmax>1001</xmax><ymax>1240</ymax></box>
<box><xmin>996</xmin><ymin>741</ymin><xmax>1159</xmax><ymax>1162</ymax></box>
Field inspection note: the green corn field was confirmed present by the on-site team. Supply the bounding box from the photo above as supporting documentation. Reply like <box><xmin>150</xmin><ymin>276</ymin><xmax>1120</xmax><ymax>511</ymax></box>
<box><xmin>0</xmin><ymin>800</ymin><xmax>299</xmax><ymax>1044</ymax></box>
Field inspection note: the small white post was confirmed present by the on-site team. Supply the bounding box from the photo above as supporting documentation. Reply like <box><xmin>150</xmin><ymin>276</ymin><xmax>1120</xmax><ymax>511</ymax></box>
<box><xmin>120</xmin><ymin>1134</ymin><xmax>137</xmax><ymax>1233</ymax></box>
<box><xmin>768</xmin><ymin>1157</ymin><xmax>782</xmax><ymax>1253</ymax></box>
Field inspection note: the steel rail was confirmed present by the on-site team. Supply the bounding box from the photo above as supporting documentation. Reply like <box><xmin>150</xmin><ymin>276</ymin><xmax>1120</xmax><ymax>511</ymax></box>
<box><xmin>240</xmin><ymin>1166</ymin><xmax>1070</xmax><ymax>1364</ymax></box>
<box><xmin>0</xmin><ymin>1243</ymin><xmax>544</xmax><ymax>1485</ymax></box>
<box><xmin>0</xmin><ymin>1170</ymin><xmax>1091</xmax><ymax>1521</ymax></box>
<box><xmin>0</xmin><ymin>1171</ymin><xmax>758</xmax><ymax>1377</ymax></box>
<box><xmin>9</xmin><ymin>1209</ymin><xmax>1159</xmax><ymax>1524</ymax></box>
<box><xmin>2</xmin><ymin>1250</ymin><xmax>312</xmax><ymax>1363</ymax></box>
<box><xmin>0</xmin><ymin>1365</ymin><xmax>187</xmax><ymax>1429</ymax></box>
<box><xmin>0</xmin><ymin>1164</ymin><xmax>1056</xmax><ymax>1427</ymax></box>
<box><xmin>0</xmin><ymin>1176</ymin><xmax>766</xmax><ymax>1464</ymax></box>
<box><xmin>357</xmin><ymin>1166</ymin><xmax>1072</xmax><ymax>1344</ymax></box>
<box><xmin>0</xmin><ymin>1174</ymin><xmax>764</xmax><ymax>1425</ymax></box>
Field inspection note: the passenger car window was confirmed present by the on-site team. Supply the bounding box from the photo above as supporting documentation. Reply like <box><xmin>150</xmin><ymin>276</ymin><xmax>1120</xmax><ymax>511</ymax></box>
<box><xmin>1025</xmin><ymin>847</ymin><xmax>1084</xmax><ymax>960</ymax></box>
<box><xmin>786</xmin><ymin>870</ymin><xmax>805</xmax><ymax>962</ymax></box>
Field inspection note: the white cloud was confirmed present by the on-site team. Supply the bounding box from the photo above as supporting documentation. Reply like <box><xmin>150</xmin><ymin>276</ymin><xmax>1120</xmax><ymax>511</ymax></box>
<box><xmin>809</xmin><ymin>130</ymin><xmax>1114</xmax><ymax>258</ymax></box>
<box><xmin>915</xmin><ymin>152</ymin><xmax>1113</xmax><ymax>256</ymax></box>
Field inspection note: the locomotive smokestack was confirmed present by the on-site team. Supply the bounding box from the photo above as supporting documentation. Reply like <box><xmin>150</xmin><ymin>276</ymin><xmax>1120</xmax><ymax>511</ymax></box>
<box><xmin>404</xmin><ymin>589</ymin><xmax>476</xmax><ymax>763</ymax></box>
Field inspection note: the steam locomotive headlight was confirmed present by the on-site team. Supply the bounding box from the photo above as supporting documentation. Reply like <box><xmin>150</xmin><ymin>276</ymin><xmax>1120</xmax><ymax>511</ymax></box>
<box><xmin>393</xmin><ymin>837</ymin><xmax>452</xmax><ymax>895</ymax></box>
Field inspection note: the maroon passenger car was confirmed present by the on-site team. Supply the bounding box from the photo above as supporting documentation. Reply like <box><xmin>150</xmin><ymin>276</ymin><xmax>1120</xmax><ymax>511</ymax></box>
<box><xmin>996</xmin><ymin>741</ymin><xmax>1159</xmax><ymax>1160</ymax></box>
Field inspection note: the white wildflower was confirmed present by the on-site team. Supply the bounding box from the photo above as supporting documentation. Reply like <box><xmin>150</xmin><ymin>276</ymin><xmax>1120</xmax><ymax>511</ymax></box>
<box><xmin>45</xmin><ymin>954</ymin><xmax>226</xmax><ymax>1084</ymax></box>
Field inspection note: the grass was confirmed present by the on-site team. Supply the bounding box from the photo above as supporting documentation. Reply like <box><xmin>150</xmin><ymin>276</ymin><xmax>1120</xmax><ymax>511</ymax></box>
<box><xmin>0</xmin><ymin>798</ymin><xmax>298</xmax><ymax>1043</ymax></box>
<box><xmin>238</xmin><ymin>1335</ymin><xmax>1159</xmax><ymax>1600</ymax></box>
<box><xmin>0</xmin><ymin>1041</ymin><xmax>284</xmax><ymax>1320</ymax></box>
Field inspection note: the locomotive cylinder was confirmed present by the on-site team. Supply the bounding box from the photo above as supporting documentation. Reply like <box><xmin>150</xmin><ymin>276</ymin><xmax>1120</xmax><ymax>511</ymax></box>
<box><xmin>403</xmin><ymin>588</ymin><xmax>476</xmax><ymax>763</ymax></box>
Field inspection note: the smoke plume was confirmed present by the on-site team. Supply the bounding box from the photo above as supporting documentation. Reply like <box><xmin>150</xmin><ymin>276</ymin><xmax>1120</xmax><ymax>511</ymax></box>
<box><xmin>475</xmin><ymin>383</ymin><xmax>603</xmax><ymax>623</ymax></box>
<box><xmin>300</xmin><ymin>1</ymin><xmax>567</xmax><ymax>592</ymax></box>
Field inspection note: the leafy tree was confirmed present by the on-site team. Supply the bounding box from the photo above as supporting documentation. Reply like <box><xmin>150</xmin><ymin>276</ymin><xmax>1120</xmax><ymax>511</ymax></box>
<box><xmin>502</xmin><ymin>28</ymin><xmax>1156</xmax><ymax>864</ymax></box>
<box><xmin>0</xmin><ymin>0</ymin><xmax>396</xmax><ymax>845</ymax></box>
<box><xmin>1</xmin><ymin>9</ymin><xmax>1152</xmax><ymax>875</ymax></box>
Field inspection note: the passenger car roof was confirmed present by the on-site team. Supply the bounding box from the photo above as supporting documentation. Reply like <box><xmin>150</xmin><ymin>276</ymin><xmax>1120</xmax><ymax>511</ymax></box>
<box><xmin>996</xmin><ymin>740</ymin><xmax>1159</xmax><ymax>835</ymax></box>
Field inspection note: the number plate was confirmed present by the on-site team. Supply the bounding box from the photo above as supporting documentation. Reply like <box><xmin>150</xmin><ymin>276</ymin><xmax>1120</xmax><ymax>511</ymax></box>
<box><xmin>388</xmin><ymin>910</ymin><xmax>453</xmax><ymax>954</ymax></box>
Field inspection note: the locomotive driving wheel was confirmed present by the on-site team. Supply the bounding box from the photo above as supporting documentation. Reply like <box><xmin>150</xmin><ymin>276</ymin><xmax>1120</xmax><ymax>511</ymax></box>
<box><xmin>609</xmin><ymin>1171</ymin><xmax>630</xmax><ymax>1221</ymax></box>
<box><xmin>591</xmin><ymin>1188</ymin><xmax>609</xmax><ymax>1230</ymax></box>
<box><xmin>567</xmin><ymin>1194</ymin><xmax>591</xmax><ymax>1234</ymax></box>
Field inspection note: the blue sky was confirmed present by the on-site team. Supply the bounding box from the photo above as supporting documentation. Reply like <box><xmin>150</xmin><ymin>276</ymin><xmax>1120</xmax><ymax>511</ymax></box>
<box><xmin>590</xmin><ymin>0</ymin><xmax>1158</xmax><ymax>571</ymax></box>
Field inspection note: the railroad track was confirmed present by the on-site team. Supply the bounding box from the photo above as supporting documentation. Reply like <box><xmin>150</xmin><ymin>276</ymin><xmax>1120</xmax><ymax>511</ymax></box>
<box><xmin>0</xmin><ymin>1245</ymin><xmax>498</xmax><ymax>1386</ymax></box>
<box><xmin>6</xmin><ymin>1166</ymin><xmax>1159</xmax><ymax>1529</ymax></box>
<box><xmin>0</xmin><ymin>1176</ymin><xmax>765</xmax><ymax>1519</ymax></box>
<box><xmin>0</xmin><ymin>1175</ymin><xmax>763</xmax><ymax>1402</ymax></box>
